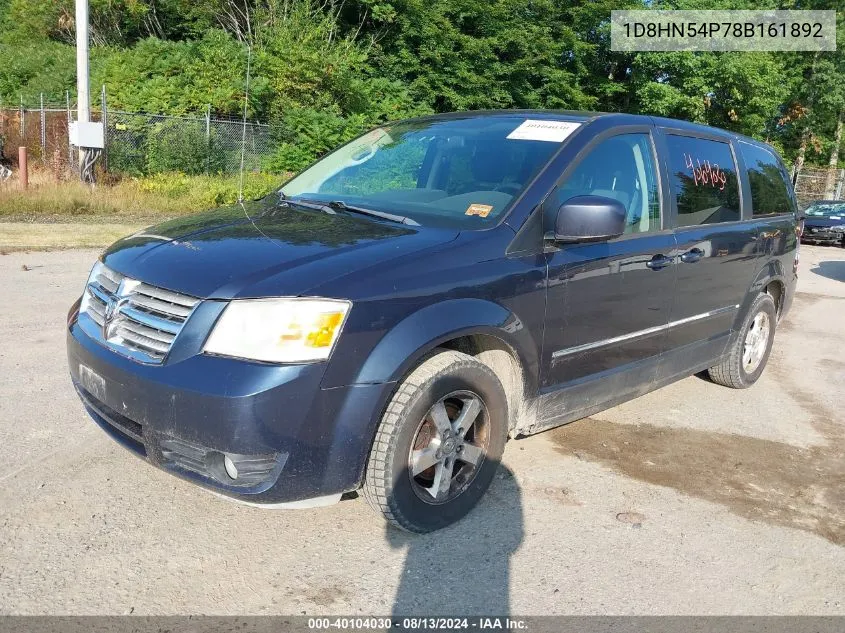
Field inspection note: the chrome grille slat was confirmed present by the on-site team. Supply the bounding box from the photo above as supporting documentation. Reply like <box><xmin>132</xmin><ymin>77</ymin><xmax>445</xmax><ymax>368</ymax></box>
<box><xmin>121</xmin><ymin>344</ymin><xmax>165</xmax><ymax>360</ymax></box>
<box><xmin>136</xmin><ymin>283</ymin><xmax>199</xmax><ymax>309</ymax></box>
<box><xmin>116</xmin><ymin>327</ymin><xmax>170</xmax><ymax>354</ymax></box>
<box><xmin>80</xmin><ymin>265</ymin><xmax>198</xmax><ymax>364</ymax></box>
<box><xmin>96</xmin><ymin>268</ymin><xmax>121</xmax><ymax>293</ymax></box>
<box><xmin>87</xmin><ymin>294</ymin><xmax>106</xmax><ymax>314</ymax></box>
<box><xmin>119</xmin><ymin>305</ymin><xmax>182</xmax><ymax>335</ymax></box>
<box><xmin>116</xmin><ymin>319</ymin><xmax>175</xmax><ymax>345</ymax></box>
<box><xmin>128</xmin><ymin>293</ymin><xmax>193</xmax><ymax>318</ymax></box>
<box><xmin>88</xmin><ymin>284</ymin><xmax>111</xmax><ymax>305</ymax></box>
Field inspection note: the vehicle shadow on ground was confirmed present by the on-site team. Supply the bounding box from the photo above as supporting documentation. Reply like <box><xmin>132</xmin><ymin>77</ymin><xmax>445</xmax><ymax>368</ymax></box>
<box><xmin>549</xmin><ymin>359</ymin><xmax>845</xmax><ymax>547</ymax></box>
<box><xmin>810</xmin><ymin>260</ymin><xmax>845</xmax><ymax>283</ymax></box>
<box><xmin>387</xmin><ymin>465</ymin><xmax>523</xmax><ymax>616</ymax></box>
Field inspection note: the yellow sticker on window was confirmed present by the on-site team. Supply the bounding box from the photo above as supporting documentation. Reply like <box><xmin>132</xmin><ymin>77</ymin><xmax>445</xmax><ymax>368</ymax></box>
<box><xmin>466</xmin><ymin>204</ymin><xmax>493</xmax><ymax>218</ymax></box>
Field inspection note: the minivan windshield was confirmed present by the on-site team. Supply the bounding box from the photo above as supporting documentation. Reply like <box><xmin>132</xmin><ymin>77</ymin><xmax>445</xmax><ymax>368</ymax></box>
<box><xmin>805</xmin><ymin>202</ymin><xmax>845</xmax><ymax>217</ymax></box>
<box><xmin>280</xmin><ymin>115</ymin><xmax>579</xmax><ymax>229</ymax></box>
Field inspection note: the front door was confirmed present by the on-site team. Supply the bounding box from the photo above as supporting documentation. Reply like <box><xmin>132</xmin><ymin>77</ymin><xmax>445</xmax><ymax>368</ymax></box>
<box><xmin>540</xmin><ymin>131</ymin><xmax>677</xmax><ymax>420</ymax></box>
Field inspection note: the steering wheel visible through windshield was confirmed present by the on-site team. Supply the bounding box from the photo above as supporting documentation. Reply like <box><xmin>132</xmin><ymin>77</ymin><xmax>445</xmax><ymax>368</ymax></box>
<box><xmin>279</xmin><ymin>115</ymin><xmax>580</xmax><ymax>229</ymax></box>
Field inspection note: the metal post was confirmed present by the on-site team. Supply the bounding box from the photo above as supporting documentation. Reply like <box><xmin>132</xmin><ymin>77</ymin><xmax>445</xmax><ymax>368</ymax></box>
<box><xmin>835</xmin><ymin>169</ymin><xmax>845</xmax><ymax>200</ymax></box>
<box><xmin>75</xmin><ymin>0</ymin><xmax>91</xmax><ymax>178</ymax></box>
<box><xmin>205</xmin><ymin>104</ymin><xmax>211</xmax><ymax>175</ymax></box>
<box><xmin>40</xmin><ymin>93</ymin><xmax>46</xmax><ymax>163</ymax></box>
<box><xmin>18</xmin><ymin>147</ymin><xmax>27</xmax><ymax>189</ymax></box>
<box><xmin>76</xmin><ymin>0</ymin><xmax>90</xmax><ymax>127</ymax></box>
<box><xmin>101</xmin><ymin>84</ymin><xmax>108</xmax><ymax>172</ymax></box>
<box><xmin>66</xmin><ymin>90</ymin><xmax>73</xmax><ymax>175</ymax></box>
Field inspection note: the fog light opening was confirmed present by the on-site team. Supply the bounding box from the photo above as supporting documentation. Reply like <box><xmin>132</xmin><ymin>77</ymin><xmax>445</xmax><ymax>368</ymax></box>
<box><xmin>223</xmin><ymin>454</ymin><xmax>238</xmax><ymax>480</ymax></box>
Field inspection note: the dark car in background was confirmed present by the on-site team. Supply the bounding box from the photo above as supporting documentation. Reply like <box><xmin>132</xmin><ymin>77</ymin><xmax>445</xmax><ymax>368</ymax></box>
<box><xmin>801</xmin><ymin>200</ymin><xmax>845</xmax><ymax>246</ymax></box>
<box><xmin>67</xmin><ymin>111</ymin><xmax>799</xmax><ymax>532</ymax></box>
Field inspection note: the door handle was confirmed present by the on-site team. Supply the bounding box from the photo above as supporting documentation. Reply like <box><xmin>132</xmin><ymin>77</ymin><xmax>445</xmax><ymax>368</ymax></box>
<box><xmin>680</xmin><ymin>248</ymin><xmax>704</xmax><ymax>264</ymax></box>
<box><xmin>646</xmin><ymin>254</ymin><xmax>674</xmax><ymax>270</ymax></box>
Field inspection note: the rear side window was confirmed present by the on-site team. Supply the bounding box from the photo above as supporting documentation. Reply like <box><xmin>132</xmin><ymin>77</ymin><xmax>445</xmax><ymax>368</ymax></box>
<box><xmin>665</xmin><ymin>134</ymin><xmax>741</xmax><ymax>227</ymax></box>
<box><xmin>739</xmin><ymin>142</ymin><xmax>795</xmax><ymax>216</ymax></box>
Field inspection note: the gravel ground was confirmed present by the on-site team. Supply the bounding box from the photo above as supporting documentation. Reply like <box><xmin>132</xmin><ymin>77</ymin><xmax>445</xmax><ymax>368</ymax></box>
<box><xmin>0</xmin><ymin>244</ymin><xmax>843</xmax><ymax>615</ymax></box>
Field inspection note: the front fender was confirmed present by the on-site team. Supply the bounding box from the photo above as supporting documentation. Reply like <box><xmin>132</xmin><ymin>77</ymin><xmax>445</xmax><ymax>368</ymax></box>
<box><xmin>352</xmin><ymin>298</ymin><xmax>540</xmax><ymax>392</ymax></box>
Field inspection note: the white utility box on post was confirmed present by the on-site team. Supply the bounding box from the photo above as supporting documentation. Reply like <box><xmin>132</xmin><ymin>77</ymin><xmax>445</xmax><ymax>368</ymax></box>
<box><xmin>69</xmin><ymin>121</ymin><xmax>104</xmax><ymax>149</ymax></box>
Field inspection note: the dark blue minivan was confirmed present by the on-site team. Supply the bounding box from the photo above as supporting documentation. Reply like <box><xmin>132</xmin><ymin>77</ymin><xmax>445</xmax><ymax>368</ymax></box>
<box><xmin>67</xmin><ymin>111</ymin><xmax>799</xmax><ymax>532</ymax></box>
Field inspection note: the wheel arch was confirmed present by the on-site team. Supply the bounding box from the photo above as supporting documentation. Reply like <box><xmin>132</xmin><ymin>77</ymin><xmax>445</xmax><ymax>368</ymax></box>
<box><xmin>737</xmin><ymin>260</ymin><xmax>788</xmax><ymax>327</ymax></box>
<box><xmin>352</xmin><ymin>298</ymin><xmax>540</xmax><ymax>432</ymax></box>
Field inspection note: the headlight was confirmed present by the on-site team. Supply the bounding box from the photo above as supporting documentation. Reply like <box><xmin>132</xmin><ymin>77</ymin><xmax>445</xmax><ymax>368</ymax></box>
<box><xmin>203</xmin><ymin>298</ymin><xmax>351</xmax><ymax>363</ymax></box>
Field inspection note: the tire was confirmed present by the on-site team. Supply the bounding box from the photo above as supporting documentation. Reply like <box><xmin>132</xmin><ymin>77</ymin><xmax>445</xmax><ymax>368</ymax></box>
<box><xmin>707</xmin><ymin>293</ymin><xmax>777</xmax><ymax>389</ymax></box>
<box><xmin>362</xmin><ymin>349</ymin><xmax>508</xmax><ymax>533</ymax></box>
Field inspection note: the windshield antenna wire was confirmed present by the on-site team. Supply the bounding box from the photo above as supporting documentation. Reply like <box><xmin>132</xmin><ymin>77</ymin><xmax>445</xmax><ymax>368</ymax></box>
<box><xmin>237</xmin><ymin>45</ymin><xmax>252</xmax><ymax>205</ymax></box>
<box><xmin>234</xmin><ymin>44</ymin><xmax>277</xmax><ymax>246</ymax></box>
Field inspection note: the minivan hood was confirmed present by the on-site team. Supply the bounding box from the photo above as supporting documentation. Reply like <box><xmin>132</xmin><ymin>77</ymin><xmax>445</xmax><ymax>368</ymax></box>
<box><xmin>101</xmin><ymin>198</ymin><xmax>458</xmax><ymax>299</ymax></box>
<box><xmin>804</xmin><ymin>216</ymin><xmax>845</xmax><ymax>228</ymax></box>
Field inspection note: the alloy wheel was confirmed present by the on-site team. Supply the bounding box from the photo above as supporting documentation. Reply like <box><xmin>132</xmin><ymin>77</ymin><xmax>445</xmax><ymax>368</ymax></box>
<box><xmin>407</xmin><ymin>390</ymin><xmax>490</xmax><ymax>504</ymax></box>
<box><xmin>742</xmin><ymin>311</ymin><xmax>770</xmax><ymax>374</ymax></box>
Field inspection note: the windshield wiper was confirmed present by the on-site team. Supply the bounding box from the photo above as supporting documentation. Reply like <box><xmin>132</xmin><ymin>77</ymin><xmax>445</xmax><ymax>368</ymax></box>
<box><xmin>327</xmin><ymin>200</ymin><xmax>420</xmax><ymax>226</ymax></box>
<box><xmin>280</xmin><ymin>196</ymin><xmax>337</xmax><ymax>215</ymax></box>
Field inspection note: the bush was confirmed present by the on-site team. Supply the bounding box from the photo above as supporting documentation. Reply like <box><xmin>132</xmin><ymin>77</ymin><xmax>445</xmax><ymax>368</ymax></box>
<box><xmin>145</xmin><ymin>119</ymin><xmax>213</xmax><ymax>175</ymax></box>
<box><xmin>136</xmin><ymin>171</ymin><xmax>283</xmax><ymax>207</ymax></box>
<box><xmin>264</xmin><ymin>108</ymin><xmax>370</xmax><ymax>172</ymax></box>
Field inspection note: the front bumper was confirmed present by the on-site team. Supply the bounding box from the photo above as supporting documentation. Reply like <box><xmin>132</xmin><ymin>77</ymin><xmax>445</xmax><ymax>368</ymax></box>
<box><xmin>67</xmin><ymin>321</ymin><xmax>393</xmax><ymax>505</ymax></box>
<box><xmin>801</xmin><ymin>229</ymin><xmax>843</xmax><ymax>244</ymax></box>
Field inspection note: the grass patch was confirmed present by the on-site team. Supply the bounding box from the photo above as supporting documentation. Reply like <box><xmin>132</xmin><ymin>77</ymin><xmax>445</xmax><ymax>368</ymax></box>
<box><xmin>0</xmin><ymin>170</ymin><xmax>288</xmax><ymax>250</ymax></box>
<box><xmin>0</xmin><ymin>170</ymin><xmax>285</xmax><ymax>223</ymax></box>
<box><xmin>0</xmin><ymin>222</ymin><xmax>146</xmax><ymax>252</ymax></box>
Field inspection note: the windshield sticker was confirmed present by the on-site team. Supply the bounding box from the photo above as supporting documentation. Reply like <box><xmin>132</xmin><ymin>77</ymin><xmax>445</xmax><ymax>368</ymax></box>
<box><xmin>466</xmin><ymin>203</ymin><xmax>493</xmax><ymax>218</ymax></box>
<box><xmin>507</xmin><ymin>120</ymin><xmax>581</xmax><ymax>143</ymax></box>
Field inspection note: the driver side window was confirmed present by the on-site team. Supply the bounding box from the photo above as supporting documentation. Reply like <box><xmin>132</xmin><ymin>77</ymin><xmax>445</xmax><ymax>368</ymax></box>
<box><xmin>554</xmin><ymin>133</ymin><xmax>661</xmax><ymax>234</ymax></box>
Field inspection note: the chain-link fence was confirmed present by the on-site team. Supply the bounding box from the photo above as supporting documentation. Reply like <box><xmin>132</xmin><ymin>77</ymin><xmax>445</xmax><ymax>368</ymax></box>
<box><xmin>106</xmin><ymin>111</ymin><xmax>273</xmax><ymax>176</ymax></box>
<box><xmin>4</xmin><ymin>94</ymin><xmax>844</xmax><ymax>202</ymax></box>
<box><xmin>0</xmin><ymin>101</ymin><xmax>76</xmax><ymax>175</ymax></box>
<box><xmin>0</xmin><ymin>96</ymin><xmax>276</xmax><ymax>180</ymax></box>
<box><xmin>793</xmin><ymin>166</ymin><xmax>845</xmax><ymax>209</ymax></box>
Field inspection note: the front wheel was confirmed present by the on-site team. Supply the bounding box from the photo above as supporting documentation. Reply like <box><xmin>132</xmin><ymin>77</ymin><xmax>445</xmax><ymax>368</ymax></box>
<box><xmin>362</xmin><ymin>349</ymin><xmax>508</xmax><ymax>533</ymax></box>
<box><xmin>707</xmin><ymin>293</ymin><xmax>777</xmax><ymax>389</ymax></box>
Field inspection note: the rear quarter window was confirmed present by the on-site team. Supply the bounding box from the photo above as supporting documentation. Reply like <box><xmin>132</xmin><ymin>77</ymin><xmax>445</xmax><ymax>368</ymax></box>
<box><xmin>665</xmin><ymin>134</ymin><xmax>741</xmax><ymax>227</ymax></box>
<box><xmin>738</xmin><ymin>142</ymin><xmax>796</xmax><ymax>216</ymax></box>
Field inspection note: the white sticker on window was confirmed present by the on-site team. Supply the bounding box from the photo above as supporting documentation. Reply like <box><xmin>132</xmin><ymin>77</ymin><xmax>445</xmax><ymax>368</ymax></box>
<box><xmin>507</xmin><ymin>119</ymin><xmax>581</xmax><ymax>143</ymax></box>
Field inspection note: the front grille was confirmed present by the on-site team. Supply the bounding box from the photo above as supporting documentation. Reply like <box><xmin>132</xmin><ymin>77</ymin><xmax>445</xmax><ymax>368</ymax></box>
<box><xmin>81</xmin><ymin>264</ymin><xmax>199</xmax><ymax>363</ymax></box>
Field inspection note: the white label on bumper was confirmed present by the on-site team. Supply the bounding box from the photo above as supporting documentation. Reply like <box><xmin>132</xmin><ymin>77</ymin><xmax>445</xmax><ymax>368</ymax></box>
<box><xmin>79</xmin><ymin>364</ymin><xmax>106</xmax><ymax>401</ymax></box>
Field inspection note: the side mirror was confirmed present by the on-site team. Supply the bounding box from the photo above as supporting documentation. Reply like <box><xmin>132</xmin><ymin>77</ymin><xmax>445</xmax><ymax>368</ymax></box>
<box><xmin>553</xmin><ymin>195</ymin><xmax>627</xmax><ymax>243</ymax></box>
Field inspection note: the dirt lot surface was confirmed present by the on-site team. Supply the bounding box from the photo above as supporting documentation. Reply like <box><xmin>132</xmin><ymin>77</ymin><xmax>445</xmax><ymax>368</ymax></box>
<box><xmin>0</xmin><ymin>244</ymin><xmax>843</xmax><ymax>615</ymax></box>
